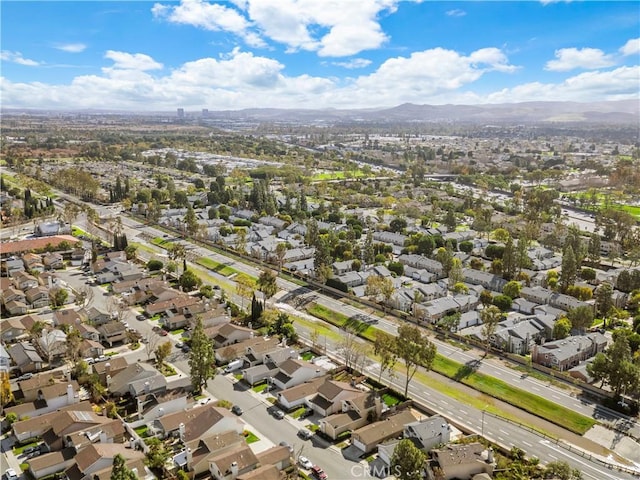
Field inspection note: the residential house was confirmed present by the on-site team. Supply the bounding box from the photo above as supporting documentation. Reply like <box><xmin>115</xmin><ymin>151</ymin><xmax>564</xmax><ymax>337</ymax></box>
<box><xmin>38</xmin><ymin>328</ymin><xmax>67</xmax><ymax>361</ymax></box>
<box><xmin>398</xmin><ymin>254</ymin><xmax>445</xmax><ymax>278</ymax></box>
<box><xmin>35</xmin><ymin>221</ymin><xmax>69</xmax><ymax>237</ymax></box>
<box><xmin>430</xmin><ymin>443</ymin><xmax>494</xmax><ymax>480</ymax></box>
<box><xmin>11</xmin><ymin>402</ymin><xmax>93</xmax><ymax>442</ymax></box>
<box><xmin>53</xmin><ymin>309</ymin><xmax>86</xmax><ymax>328</ymax></box>
<box><xmin>16</xmin><ymin>372</ymin><xmax>58</xmax><ymax>401</ymax></box>
<box><xmin>520</xmin><ymin>286</ymin><xmax>553</xmax><ymax>305</ymax></box>
<box><xmin>210</xmin><ymin>323</ymin><xmax>254</xmax><ymax>349</ymax></box>
<box><xmin>1</xmin><ymin>315</ymin><xmax>38</xmax><ymax>343</ymax></box>
<box><xmin>144</xmin><ymin>294</ymin><xmax>200</xmax><ymax>317</ymax></box>
<box><xmin>41</xmin><ymin>407</ymin><xmax>110</xmax><ymax>452</ymax></box>
<box><xmin>8</xmin><ymin>341</ymin><xmax>43</xmax><ymax>373</ymax></box>
<box><xmin>76</xmin><ymin>323</ymin><xmax>100</xmax><ymax>342</ymax></box>
<box><xmin>333</xmin><ymin>260</ymin><xmax>354</xmax><ymax>276</ymax></box>
<box><xmin>404</xmin><ymin>415</ymin><xmax>451</xmax><ymax>452</ymax></box>
<box><xmin>78</xmin><ymin>339</ymin><xmax>104</xmax><ymax>360</ymax></box>
<box><xmin>350</xmin><ymin>409</ymin><xmax>418</xmax><ymax>455</ymax></box>
<box><xmin>93</xmin><ymin>356</ymin><xmax>128</xmax><ymax>386</ymax></box>
<box><xmin>242</xmin><ymin>347</ymin><xmax>297</xmax><ymax>386</ymax></box>
<box><xmin>22</xmin><ymin>252</ymin><xmax>45</xmax><ymax>273</ymax></box>
<box><xmin>271</xmin><ymin>358</ymin><xmax>326</xmax><ymax>390</ymax></box>
<box><xmin>4</xmin><ymin>300</ymin><xmax>28</xmax><ymax>316</ymax></box>
<box><xmin>97</xmin><ymin>321</ymin><xmax>127</xmax><ymax>347</ymax></box>
<box><xmin>27</xmin><ymin>448</ymin><xmax>77</xmax><ymax>479</ymax></box>
<box><xmin>462</xmin><ymin>269</ymin><xmax>507</xmax><ymax>293</ymax></box>
<box><xmin>63</xmin><ymin>443</ymin><xmax>152</xmax><ymax>480</ymax></box>
<box><xmin>42</xmin><ymin>252</ymin><xmax>64</xmax><ymax>270</ymax></box>
<box><xmin>309</xmin><ymin>378</ymin><xmax>363</xmax><ymax>417</ymax></box>
<box><xmin>154</xmin><ymin>404</ymin><xmax>243</xmax><ymax>441</ymax></box>
<box><xmin>84</xmin><ymin>307</ymin><xmax>112</xmax><ymax>326</ymax></box>
<box><xmin>254</xmin><ymin>445</ymin><xmax>291</xmax><ymax>471</ymax></box>
<box><xmin>215</xmin><ymin>336</ymin><xmax>278</xmax><ymax>364</ymax></box>
<box><xmin>531</xmin><ymin>333</ymin><xmax>608</xmax><ymax>371</ymax></box>
<box><xmin>1</xmin><ymin>257</ymin><xmax>25</xmax><ymax>276</ymax></box>
<box><xmin>243</xmin><ymin>337</ymin><xmax>284</xmax><ymax>367</ymax></box>
<box><xmin>318</xmin><ymin>390</ymin><xmax>382</xmax><ymax>440</ymax></box>
<box><xmin>108</xmin><ymin>362</ymin><xmax>167</xmax><ymax>397</ymax></box>
<box><xmin>208</xmin><ymin>444</ymin><xmax>259</xmax><ymax>480</ymax></box>
<box><xmin>62</xmin><ymin>417</ymin><xmax>126</xmax><ymax>451</ymax></box>
<box><xmin>276</xmin><ymin>375</ymin><xmax>329</xmax><ymax>411</ymax></box>
<box><xmin>25</xmin><ymin>286</ymin><xmax>50</xmax><ymax>308</ymax></box>
<box><xmin>178</xmin><ymin>430</ymin><xmax>245</xmax><ymax>476</ymax></box>
<box><xmin>2</xmin><ymin>287</ymin><xmax>26</xmax><ymax>308</ymax></box>
<box><xmin>13</xmin><ymin>271</ymin><xmax>39</xmax><ymax>290</ymax></box>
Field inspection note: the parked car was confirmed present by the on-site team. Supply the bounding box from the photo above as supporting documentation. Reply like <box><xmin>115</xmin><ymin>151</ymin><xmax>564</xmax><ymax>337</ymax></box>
<box><xmin>136</xmin><ymin>314</ymin><xmax>146</xmax><ymax>321</ymax></box>
<box><xmin>311</xmin><ymin>465</ymin><xmax>328</xmax><ymax>480</ymax></box>
<box><xmin>299</xmin><ymin>408</ymin><xmax>313</xmax><ymax>419</ymax></box>
<box><xmin>181</xmin><ymin>344</ymin><xmax>191</xmax><ymax>353</ymax></box>
<box><xmin>159</xmin><ymin>329</ymin><xmax>168</xmax><ymax>336</ymax></box>
<box><xmin>23</xmin><ymin>446</ymin><xmax>40</xmax><ymax>455</ymax></box>
<box><xmin>272</xmin><ymin>409</ymin><xmax>285</xmax><ymax>420</ymax></box>
<box><xmin>27</xmin><ymin>451</ymin><xmax>41</xmax><ymax>459</ymax></box>
<box><xmin>176</xmin><ymin>342</ymin><xmax>184</xmax><ymax>349</ymax></box>
<box><xmin>16</xmin><ymin>373</ymin><xmax>33</xmax><ymax>381</ymax></box>
<box><xmin>298</xmin><ymin>428</ymin><xmax>313</xmax><ymax>440</ymax></box>
<box><xmin>298</xmin><ymin>456</ymin><xmax>313</xmax><ymax>470</ymax></box>
<box><xmin>5</xmin><ymin>468</ymin><xmax>19</xmax><ymax>480</ymax></box>
<box><xmin>231</xmin><ymin>405</ymin><xmax>243</xmax><ymax>415</ymax></box>
<box><xmin>279</xmin><ymin>441</ymin><xmax>293</xmax><ymax>454</ymax></box>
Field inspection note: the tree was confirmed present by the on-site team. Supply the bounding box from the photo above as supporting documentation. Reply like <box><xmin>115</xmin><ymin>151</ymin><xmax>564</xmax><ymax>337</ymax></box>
<box><xmin>1</xmin><ymin>373</ymin><xmax>14</xmax><ymax>407</ymax></box>
<box><xmin>124</xmin><ymin>244</ymin><xmax>137</xmax><ymax>260</ymax></box>
<box><xmin>145</xmin><ymin>332</ymin><xmax>162</xmax><ymax>361</ymax></box>
<box><xmin>179</xmin><ymin>269</ymin><xmax>202</xmax><ymax>292</ymax></box>
<box><xmin>49</xmin><ymin>287</ymin><xmax>69</xmax><ymax>308</ymax></box>
<box><xmin>480</xmin><ymin>306</ymin><xmax>502</xmax><ymax>354</ymax></box>
<box><xmin>65</xmin><ymin>328</ymin><xmax>83</xmax><ymax>365</ymax></box>
<box><xmin>75</xmin><ymin>285</ymin><xmax>95</xmax><ymax>309</ymax></box>
<box><xmin>374</xmin><ymin>331</ymin><xmax>397</xmax><ymax>383</ymax></box>
<box><xmin>184</xmin><ymin>205</ymin><xmax>199</xmax><ymax>237</ymax></box>
<box><xmin>257</xmin><ymin>268</ymin><xmax>278</xmax><ymax>306</ymax></box>
<box><xmin>395</xmin><ymin>324</ymin><xmax>437</xmax><ymax>398</ymax></box>
<box><xmin>502</xmin><ymin>236</ymin><xmax>516</xmax><ymax>280</ymax></box>
<box><xmin>390</xmin><ymin>438</ymin><xmax>426</xmax><ymax>480</ymax></box>
<box><xmin>275</xmin><ymin>242</ymin><xmax>288</xmax><ymax>271</ymax></box>
<box><xmin>155</xmin><ymin>341</ymin><xmax>172</xmax><ymax>366</ymax></box>
<box><xmin>559</xmin><ymin>245</ymin><xmax>577</xmax><ymax>293</ymax></box>
<box><xmin>145</xmin><ymin>437</ymin><xmax>171</xmax><ymax>470</ymax></box>
<box><xmin>588</xmin><ymin>232</ymin><xmax>601</xmax><ymax>265</ymax></box>
<box><xmin>553</xmin><ymin>317</ymin><xmax>572</xmax><ymax>340</ymax></box>
<box><xmin>567</xmin><ymin>306</ymin><xmax>594</xmax><ymax>334</ymax></box>
<box><xmin>111</xmin><ymin>453</ymin><xmax>137</xmax><ymax>480</ymax></box>
<box><xmin>595</xmin><ymin>282</ymin><xmax>614</xmax><ymax>328</ymax></box>
<box><xmin>188</xmin><ymin>317</ymin><xmax>216</xmax><ymax>394</ymax></box>
<box><xmin>544</xmin><ymin>460</ymin><xmax>583</xmax><ymax>480</ymax></box>
<box><xmin>338</xmin><ymin>326</ymin><xmax>360</xmax><ymax>372</ymax></box>
<box><xmin>502</xmin><ymin>281</ymin><xmax>521</xmax><ymax>299</ymax></box>
<box><xmin>492</xmin><ymin>294</ymin><xmax>512</xmax><ymax>312</ymax></box>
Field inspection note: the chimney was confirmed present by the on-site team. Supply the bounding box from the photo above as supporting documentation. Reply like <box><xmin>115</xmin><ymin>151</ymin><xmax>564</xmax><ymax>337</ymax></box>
<box><xmin>230</xmin><ymin>461</ymin><xmax>238</xmax><ymax>478</ymax></box>
<box><xmin>106</xmin><ymin>374</ymin><xmax>112</xmax><ymax>387</ymax></box>
<box><xmin>129</xmin><ymin>437</ymin><xmax>135</xmax><ymax>449</ymax></box>
<box><xmin>186</xmin><ymin>447</ymin><xmax>192</xmax><ymax>465</ymax></box>
<box><xmin>99</xmin><ymin>431</ymin><xmax>108</xmax><ymax>443</ymax></box>
<box><xmin>105</xmin><ymin>362</ymin><xmax>111</xmax><ymax>374</ymax></box>
<box><xmin>158</xmin><ymin>407</ymin><xmax>164</xmax><ymax>418</ymax></box>
<box><xmin>144</xmin><ymin>381</ymin><xmax>150</xmax><ymax>393</ymax></box>
<box><xmin>487</xmin><ymin>447</ymin><xmax>494</xmax><ymax>463</ymax></box>
<box><xmin>179</xmin><ymin>422</ymin><xmax>185</xmax><ymax>441</ymax></box>
<box><xmin>67</xmin><ymin>384</ymin><xmax>74</xmax><ymax>404</ymax></box>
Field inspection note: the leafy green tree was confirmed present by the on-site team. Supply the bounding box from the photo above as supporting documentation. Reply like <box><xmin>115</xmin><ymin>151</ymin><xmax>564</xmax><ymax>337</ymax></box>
<box><xmin>179</xmin><ymin>269</ymin><xmax>202</xmax><ymax>292</ymax></box>
<box><xmin>559</xmin><ymin>245</ymin><xmax>577</xmax><ymax>293</ymax></box>
<box><xmin>145</xmin><ymin>437</ymin><xmax>171</xmax><ymax>470</ymax></box>
<box><xmin>553</xmin><ymin>317</ymin><xmax>572</xmax><ymax>340</ymax></box>
<box><xmin>567</xmin><ymin>306</ymin><xmax>594</xmax><ymax>334</ymax></box>
<box><xmin>492</xmin><ymin>294</ymin><xmax>512</xmax><ymax>312</ymax></box>
<box><xmin>595</xmin><ymin>282</ymin><xmax>614</xmax><ymax>327</ymax></box>
<box><xmin>257</xmin><ymin>268</ymin><xmax>278</xmax><ymax>306</ymax></box>
<box><xmin>481</xmin><ymin>305</ymin><xmax>502</xmax><ymax>354</ymax></box>
<box><xmin>188</xmin><ymin>317</ymin><xmax>216</xmax><ymax>394</ymax></box>
<box><xmin>155</xmin><ymin>341</ymin><xmax>172</xmax><ymax>366</ymax></box>
<box><xmin>391</xmin><ymin>438</ymin><xmax>426</xmax><ymax>480</ymax></box>
<box><xmin>147</xmin><ymin>259</ymin><xmax>164</xmax><ymax>271</ymax></box>
<box><xmin>374</xmin><ymin>331</ymin><xmax>397</xmax><ymax>383</ymax></box>
<box><xmin>502</xmin><ymin>236</ymin><xmax>517</xmax><ymax>280</ymax></box>
<box><xmin>588</xmin><ymin>232</ymin><xmax>601</xmax><ymax>264</ymax></box>
<box><xmin>111</xmin><ymin>453</ymin><xmax>137</xmax><ymax>480</ymax></box>
<box><xmin>395</xmin><ymin>324</ymin><xmax>437</xmax><ymax>398</ymax></box>
<box><xmin>1</xmin><ymin>375</ymin><xmax>14</xmax><ymax>407</ymax></box>
<box><xmin>502</xmin><ymin>281</ymin><xmax>521</xmax><ymax>299</ymax></box>
<box><xmin>544</xmin><ymin>460</ymin><xmax>583</xmax><ymax>479</ymax></box>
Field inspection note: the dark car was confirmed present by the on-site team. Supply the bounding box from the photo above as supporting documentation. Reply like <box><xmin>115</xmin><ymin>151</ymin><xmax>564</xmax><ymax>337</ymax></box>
<box><xmin>299</xmin><ymin>408</ymin><xmax>313</xmax><ymax>419</ymax></box>
<box><xmin>181</xmin><ymin>344</ymin><xmax>191</xmax><ymax>353</ymax></box>
<box><xmin>23</xmin><ymin>446</ymin><xmax>40</xmax><ymax>455</ymax></box>
<box><xmin>231</xmin><ymin>405</ymin><xmax>243</xmax><ymax>415</ymax></box>
<box><xmin>298</xmin><ymin>428</ymin><xmax>313</xmax><ymax>440</ymax></box>
<box><xmin>136</xmin><ymin>314</ymin><xmax>146</xmax><ymax>321</ymax></box>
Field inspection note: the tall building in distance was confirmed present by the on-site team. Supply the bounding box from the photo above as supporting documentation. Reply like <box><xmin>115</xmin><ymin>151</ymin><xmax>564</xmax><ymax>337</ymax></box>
<box><xmin>177</xmin><ymin>108</ymin><xmax>184</xmax><ymax>118</ymax></box>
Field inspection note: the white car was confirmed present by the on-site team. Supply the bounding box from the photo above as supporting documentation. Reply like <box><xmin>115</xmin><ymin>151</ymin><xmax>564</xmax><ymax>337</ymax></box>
<box><xmin>5</xmin><ymin>468</ymin><xmax>19</xmax><ymax>480</ymax></box>
<box><xmin>298</xmin><ymin>456</ymin><xmax>313</xmax><ymax>470</ymax></box>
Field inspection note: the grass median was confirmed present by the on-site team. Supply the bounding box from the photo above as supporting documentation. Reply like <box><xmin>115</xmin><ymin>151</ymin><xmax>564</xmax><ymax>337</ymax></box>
<box><xmin>306</xmin><ymin>302</ymin><xmax>595</xmax><ymax>435</ymax></box>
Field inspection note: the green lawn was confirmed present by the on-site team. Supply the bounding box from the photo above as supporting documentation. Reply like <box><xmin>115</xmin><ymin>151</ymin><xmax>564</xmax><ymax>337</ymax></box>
<box><xmin>196</xmin><ymin>257</ymin><xmax>237</xmax><ymax>276</ymax></box>
<box><xmin>301</xmin><ymin>351</ymin><xmax>316</xmax><ymax>361</ymax></box>
<box><xmin>134</xmin><ymin>425</ymin><xmax>149</xmax><ymax>437</ymax></box>
<box><xmin>306</xmin><ymin>303</ymin><xmax>376</xmax><ymax>341</ymax></box>
<box><xmin>243</xmin><ymin>430</ymin><xmax>260</xmax><ymax>444</ymax></box>
<box><xmin>13</xmin><ymin>441</ymin><xmax>39</xmax><ymax>455</ymax></box>
<box><xmin>290</xmin><ymin>407</ymin><xmax>307</xmax><ymax>419</ymax></box>
<box><xmin>381</xmin><ymin>392</ymin><xmax>402</xmax><ymax>407</ymax></box>
<box><xmin>252</xmin><ymin>383</ymin><xmax>269</xmax><ymax>393</ymax></box>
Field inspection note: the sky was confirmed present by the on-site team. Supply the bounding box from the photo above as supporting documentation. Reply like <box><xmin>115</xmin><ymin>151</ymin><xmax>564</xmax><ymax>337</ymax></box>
<box><xmin>1</xmin><ymin>0</ymin><xmax>639</xmax><ymax>112</ymax></box>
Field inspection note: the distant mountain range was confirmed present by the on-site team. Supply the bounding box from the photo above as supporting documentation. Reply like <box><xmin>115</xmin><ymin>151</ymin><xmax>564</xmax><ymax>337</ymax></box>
<box><xmin>4</xmin><ymin>100</ymin><xmax>638</xmax><ymax>125</ymax></box>
<box><xmin>204</xmin><ymin>100</ymin><xmax>638</xmax><ymax>125</ymax></box>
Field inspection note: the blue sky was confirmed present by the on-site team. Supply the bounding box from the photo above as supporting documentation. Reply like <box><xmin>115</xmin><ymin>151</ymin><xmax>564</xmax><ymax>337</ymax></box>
<box><xmin>1</xmin><ymin>1</ymin><xmax>638</xmax><ymax>111</ymax></box>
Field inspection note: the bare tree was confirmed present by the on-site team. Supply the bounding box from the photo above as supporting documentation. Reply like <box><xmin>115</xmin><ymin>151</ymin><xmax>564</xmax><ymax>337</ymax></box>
<box><xmin>145</xmin><ymin>332</ymin><xmax>162</xmax><ymax>361</ymax></box>
<box><xmin>76</xmin><ymin>285</ymin><xmax>95</xmax><ymax>309</ymax></box>
<box><xmin>338</xmin><ymin>326</ymin><xmax>359</xmax><ymax>371</ymax></box>
<box><xmin>107</xmin><ymin>297</ymin><xmax>129</xmax><ymax>323</ymax></box>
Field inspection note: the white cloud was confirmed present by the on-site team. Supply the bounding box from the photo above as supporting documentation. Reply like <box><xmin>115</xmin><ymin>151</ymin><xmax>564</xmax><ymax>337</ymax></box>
<box><xmin>152</xmin><ymin>0</ymin><xmax>266</xmax><ymax>47</ymax></box>
<box><xmin>620</xmin><ymin>38</ymin><xmax>640</xmax><ymax>56</ymax></box>
<box><xmin>103</xmin><ymin>51</ymin><xmax>163</xmax><ymax>71</ymax></box>
<box><xmin>1</xmin><ymin>50</ymin><xmax>40</xmax><ymax>66</ymax></box>
<box><xmin>1</xmin><ymin>47</ymin><xmax>637</xmax><ymax>111</ymax></box>
<box><xmin>153</xmin><ymin>0</ymin><xmax>398</xmax><ymax>57</ymax></box>
<box><xmin>486</xmin><ymin>66</ymin><xmax>640</xmax><ymax>103</ymax></box>
<box><xmin>332</xmin><ymin>58</ymin><xmax>372</xmax><ymax>69</ymax></box>
<box><xmin>545</xmin><ymin>47</ymin><xmax>615</xmax><ymax>71</ymax></box>
<box><xmin>54</xmin><ymin>43</ymin><xmax>87</xmax><ymax>53</ymax></box>
<box><xmin>446</xmin><ymin>9</ymin><xmax>466</xmax><ymax>17</ymax></box>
